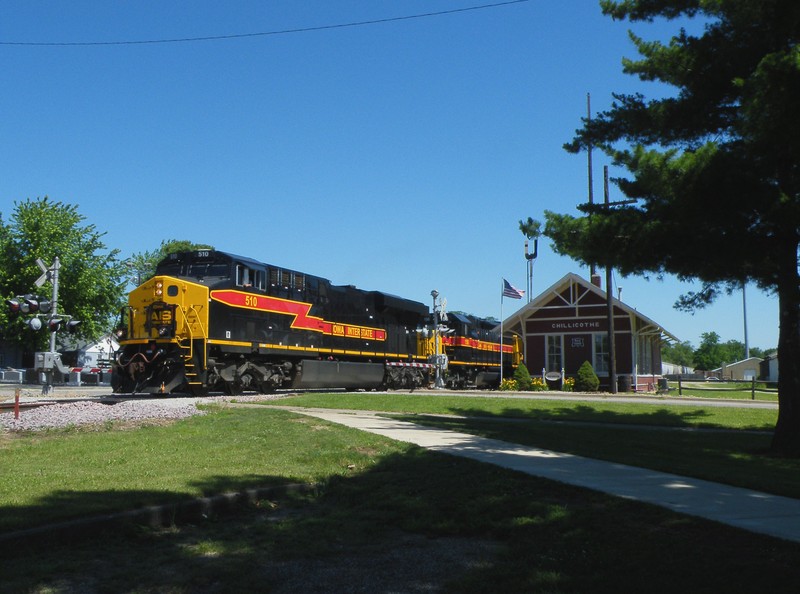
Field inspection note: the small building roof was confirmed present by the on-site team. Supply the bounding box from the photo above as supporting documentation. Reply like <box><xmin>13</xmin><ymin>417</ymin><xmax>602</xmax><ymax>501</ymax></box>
<box><xmin>711</xmin><ymin>357</ymin><xmax>764</xmax><ymax>372</ymax></box>
<box><xmin>501</xmin><ymin>272</ymin><xmax>678</xmax><ymax>342</ymax></box>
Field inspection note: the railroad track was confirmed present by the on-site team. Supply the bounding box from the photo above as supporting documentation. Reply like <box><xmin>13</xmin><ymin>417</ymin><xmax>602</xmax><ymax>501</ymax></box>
<box><xmin>0</xmin><ymin>399</ymin><xmax>57</xmax><ymax>414</ymax></box>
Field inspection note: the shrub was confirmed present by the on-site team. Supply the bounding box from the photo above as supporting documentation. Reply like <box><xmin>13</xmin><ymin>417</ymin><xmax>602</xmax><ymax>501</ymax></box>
<box><xmin>513</xmin><ymin>363</ymin><xmax>533</xmax><ymax>391</ymax></box>
<box><xmin>574</xmin><ymin>361</ymin><xmax>600</xmax><ymax>392</ymax></box>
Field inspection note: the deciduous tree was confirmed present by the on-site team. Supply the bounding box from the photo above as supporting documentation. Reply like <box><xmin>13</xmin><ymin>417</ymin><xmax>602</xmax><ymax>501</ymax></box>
<box><xmin>541</xmin><ymin>1</ymin><xmax>800</xmax><ymax>454</ymax></box>
<box><xmin>661</xmin><ymin>340</ymin><xmax>695</xmax><ymax>368</ymax></box>
<box><xmin>0</xmin><ymin>197</ymin><xmax>125</xmax><ymax>354</ymax></box>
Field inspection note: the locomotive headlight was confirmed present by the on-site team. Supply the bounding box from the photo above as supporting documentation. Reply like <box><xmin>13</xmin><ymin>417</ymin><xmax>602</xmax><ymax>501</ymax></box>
<box><xmin>155</xmin><ymin>281</ymin><xmax>164</xmax><ymax>297</ymax></box>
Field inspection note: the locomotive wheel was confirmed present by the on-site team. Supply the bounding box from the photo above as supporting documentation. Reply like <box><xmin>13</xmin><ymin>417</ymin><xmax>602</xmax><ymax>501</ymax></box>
<box><xmin>223</xmin><ymin>372</ymin><xmax>257</xmax><ymax>396</ymax></box>
<box><xmin>223</xmin><ymin>379</ymin><xmax>243</xmax><ymax>396</ymax></box>
<box><xmin>259</xmin><ymin>381</ymin><xmax>277</xmax><ymax>394</ymax></box>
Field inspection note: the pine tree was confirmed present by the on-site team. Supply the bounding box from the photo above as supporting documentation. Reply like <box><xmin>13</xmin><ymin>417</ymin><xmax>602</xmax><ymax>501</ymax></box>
<box><xmin>575</xmin><ymin>361</ymin><xmax>600</xmax><ymax>393</ymax></box>
<box><xmin>513</xmin><ymin>363</ymin><xmax>533</xmax><ymax>391</ymax></box>
<box><xmin>541</xmin><ymin>1</ymin><xmax>800</xmax><ymax>455</ymax></box>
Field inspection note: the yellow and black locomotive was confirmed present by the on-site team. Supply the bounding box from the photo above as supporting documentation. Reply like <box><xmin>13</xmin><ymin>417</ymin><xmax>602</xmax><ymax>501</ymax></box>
<box><xmin>112</xmin><ymin>250</ymin><xmax>521</xmax><ymax>395</ymax></box>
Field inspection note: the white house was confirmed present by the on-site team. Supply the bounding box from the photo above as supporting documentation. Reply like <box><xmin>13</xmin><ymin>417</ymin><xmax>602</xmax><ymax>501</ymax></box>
<box><xmin>62</xmin><ymin>334</ymin><xmax>119</xmax><ymax>369</ymax></box>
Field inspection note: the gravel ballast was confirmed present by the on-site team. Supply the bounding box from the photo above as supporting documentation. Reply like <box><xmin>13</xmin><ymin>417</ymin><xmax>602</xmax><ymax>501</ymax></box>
<box><xmin>0</xmin><ymin>394</ymin><xmax>285</xmax><ymax>432</ymax></box>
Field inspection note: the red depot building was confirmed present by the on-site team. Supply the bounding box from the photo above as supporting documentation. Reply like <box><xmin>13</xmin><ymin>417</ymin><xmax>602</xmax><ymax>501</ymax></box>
<box><xmin>502</xmin><ymin>273</ymin><xmax>677</xmax><ymax>392</ymax></box>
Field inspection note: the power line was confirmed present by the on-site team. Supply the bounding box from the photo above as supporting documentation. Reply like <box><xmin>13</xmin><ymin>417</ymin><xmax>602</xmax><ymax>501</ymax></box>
<box><xmin>1</xmin><ymin>0</ymin><xmax>532</xmax><ymax>47</ymax></box>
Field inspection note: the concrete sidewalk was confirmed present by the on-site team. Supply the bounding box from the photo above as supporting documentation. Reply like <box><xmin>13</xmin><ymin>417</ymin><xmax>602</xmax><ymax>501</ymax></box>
<box><xmin>292</xmin><ymin>407</ymin><xmax>800</xmax><ymax>544</ymax></box>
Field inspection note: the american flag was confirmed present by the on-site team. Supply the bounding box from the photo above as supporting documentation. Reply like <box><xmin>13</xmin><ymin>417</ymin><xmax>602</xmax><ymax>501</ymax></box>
<box><xmin>502</xmin><ymin>279</ymin><xmax>524</xmax><ymax>300</ymax></box>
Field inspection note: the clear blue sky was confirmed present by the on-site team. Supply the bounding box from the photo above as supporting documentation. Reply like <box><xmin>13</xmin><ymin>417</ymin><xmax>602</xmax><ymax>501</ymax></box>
<box><xmin>0</xmin><ymin>0</ymin><xmax>779</xmax><ymax>351</ymax></box>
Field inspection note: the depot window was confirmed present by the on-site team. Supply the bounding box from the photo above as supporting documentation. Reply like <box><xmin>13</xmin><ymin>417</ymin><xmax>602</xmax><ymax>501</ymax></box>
<box><xmin>593</xmin><ymin>334</ymin><xmax>609</xmax><ymax>375</ymax></box>
<box><xmin>546</xmin><ymin>335</ymin><xmax>563</xmax><ymax>372</ymax></box>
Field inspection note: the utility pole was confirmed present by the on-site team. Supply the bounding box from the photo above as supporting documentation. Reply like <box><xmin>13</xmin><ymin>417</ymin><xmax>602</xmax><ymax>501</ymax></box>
<box><xmin>581</xmin><ymin>97</ymin><xmax>634</xmax><ymax>393</ymax></box>
<box><xmin>587</xmin><ymin>93</ymin><xmax>596</xmax><ymax>279</ymax></box>
<box><xmin>743</xmin><ymin>281</ymin><xmax>750</xmax><ymax>359</ymax></box>
<box><xmin>604</xmin><ymin>168</ymin><xmax>617</xmax><ymax>393</ymax></box>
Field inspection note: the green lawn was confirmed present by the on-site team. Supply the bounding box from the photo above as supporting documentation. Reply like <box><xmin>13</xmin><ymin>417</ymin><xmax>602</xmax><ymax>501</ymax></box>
<box><xmin>2</xmin><ymin>393</ymin><xmax>800</xmax><ymax>593</ymax></box>
<box><xmin>0</xmin><ymin>406</ymin><xmax>401</xmax><ymax>532</ymax></box>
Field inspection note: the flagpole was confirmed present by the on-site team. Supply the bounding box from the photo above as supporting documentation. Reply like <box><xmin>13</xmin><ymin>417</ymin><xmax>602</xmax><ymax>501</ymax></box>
<box><xmin>499</xmin><ymin>279</ymin><xmax>524</xmax><ymax>387</ymax></box>
<box><xmin>500</xmin><ymin>278</ymin><xmax>504</xmax><ymax>384</ymax></box>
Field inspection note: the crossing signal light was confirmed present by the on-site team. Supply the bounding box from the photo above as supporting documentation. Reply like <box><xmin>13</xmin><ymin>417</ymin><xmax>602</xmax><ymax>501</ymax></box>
<box><xmin>6</xmin><ymin>295</ymin><xmax>52</xmax><ymax>314</ymax></box>
<box><xmin>41</xmin><ymin>317</ymin><xmax>80</xmax><ymax>333</ymax></box>
<box><xmin>23</xmin><ymin>296</ymin><xmax>40</xmax><ymax>313</ymax></box>
<box><xmin>6</xmin><ymin>298</ymin><xmax>21</xmax><ymax>314</ymax></box>
<box><xmin>6</xmin><ymin>289</ymin><xmax>75</xmax><ymax>333</ymax></box>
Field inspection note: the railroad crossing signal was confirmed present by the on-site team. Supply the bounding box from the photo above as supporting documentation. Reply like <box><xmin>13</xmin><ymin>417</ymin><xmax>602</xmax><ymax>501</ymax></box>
<box><xmin>6</xmin><ymin>255</ymin><xmax>79</xmax><ymax>396</ymax></box>
<box><xmin>5</xmin><ymin>258</ymin><xmax>81</xmax><ymax>336</ymax></box>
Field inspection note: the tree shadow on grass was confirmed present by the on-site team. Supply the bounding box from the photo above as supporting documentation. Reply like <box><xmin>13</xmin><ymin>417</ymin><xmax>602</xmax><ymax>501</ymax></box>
<box><xmin>3</xmin><ymin>444</ymin><xmax>800</xmax><ymax>593</ymax></box>
<box><xmin>447</xmin><ymin>403</ymin><xmax>729</xmax><ymax>429</ymax></box>
<box><xmin>0</xmin><ymin>474</ymin><xmax>302</xmax><ymax>546</ymax></box>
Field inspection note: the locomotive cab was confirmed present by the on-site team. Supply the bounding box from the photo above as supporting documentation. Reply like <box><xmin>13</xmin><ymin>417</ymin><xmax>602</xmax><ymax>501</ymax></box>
<box><xmin>112</xmin><ymin>272</ymin><xmax>211</xmax><ymax>394</ymax></box>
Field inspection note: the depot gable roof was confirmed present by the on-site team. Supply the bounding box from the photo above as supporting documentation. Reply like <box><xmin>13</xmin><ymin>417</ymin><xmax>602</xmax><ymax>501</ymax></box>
<box><xmin>502</xmin><ymin>272</ymin><xmax>678</xmax><ymax>342</ymax></box>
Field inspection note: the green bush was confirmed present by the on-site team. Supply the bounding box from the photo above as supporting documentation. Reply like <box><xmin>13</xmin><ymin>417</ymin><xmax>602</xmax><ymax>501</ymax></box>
<box><xmin>575</xmin><ymin>361</ymin><xmax>600</xmax><ymax>392</ymax></box>
<box><xmin>513</xmin><ymin>363</ymin><xmax>533</xmax><ymax>391</ymax></box>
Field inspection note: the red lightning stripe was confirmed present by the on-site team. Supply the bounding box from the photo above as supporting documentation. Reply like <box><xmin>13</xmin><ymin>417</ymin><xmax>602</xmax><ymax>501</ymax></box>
<box><xmin>211</xmin><ymin>290</ymin><xmax>330</xmax><ymax>333</ymax></box>
<box><xmin>210</xmin><ymin>290</ymin><xmax>386</xmax><ymax>340</ymax></box>
<box><xmin>442</xmin><ymin>335</ymin><xmax>513</xmax><ymax>353</ymax></box>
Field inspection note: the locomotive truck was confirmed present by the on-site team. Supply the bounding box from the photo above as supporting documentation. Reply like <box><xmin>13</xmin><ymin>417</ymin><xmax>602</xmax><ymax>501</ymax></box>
<box><xmin>111</xmin><ymin>249</ymin><xmax>521</xmax><ymax>395</ymax></box>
